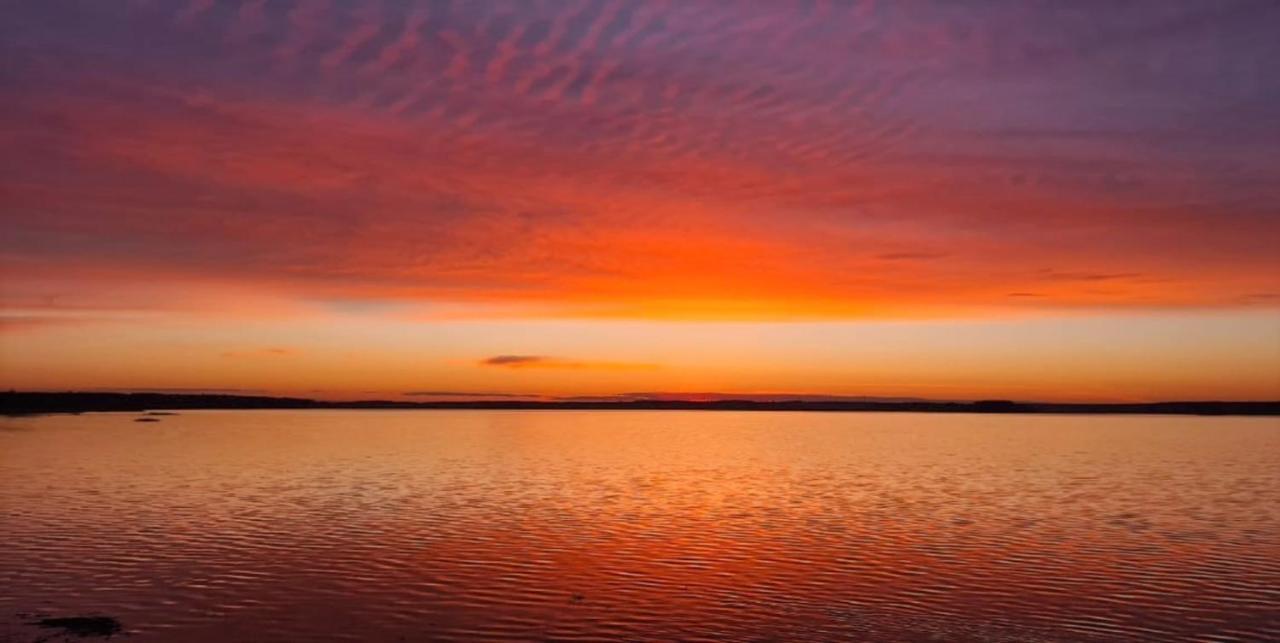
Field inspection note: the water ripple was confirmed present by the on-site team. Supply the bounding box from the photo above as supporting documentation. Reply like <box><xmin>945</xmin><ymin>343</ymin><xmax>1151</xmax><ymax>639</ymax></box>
<box><xmin>1</xmin><ymin>410</ymin><xmax>1277</xmax><ymax>641</ymax></box>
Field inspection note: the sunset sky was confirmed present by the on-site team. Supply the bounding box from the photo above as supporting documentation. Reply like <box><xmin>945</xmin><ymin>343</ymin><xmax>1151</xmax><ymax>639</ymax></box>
<box><xmin>2</xmin><ymin>1</ymin><xmax>1278</xmax><ymax>402</ymax></box>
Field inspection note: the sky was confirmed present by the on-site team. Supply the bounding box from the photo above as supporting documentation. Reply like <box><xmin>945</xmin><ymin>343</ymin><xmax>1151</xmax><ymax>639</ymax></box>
<box><xmin>1</xmin><ymin>0</ymin><xmax>1278</xmax><ymax>402</ymax></box>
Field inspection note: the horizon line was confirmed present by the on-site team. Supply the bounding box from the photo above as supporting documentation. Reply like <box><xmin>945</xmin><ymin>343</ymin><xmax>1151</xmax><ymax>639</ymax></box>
<box><xmin>4</xmin><ymin>391</ymin><xmax>1278</xmax><ymax>417</ymax></box>
<box><xmin>11</xmin><ymin>387</ymin><xmax>1280</xmax><ymax>405</ymax></box>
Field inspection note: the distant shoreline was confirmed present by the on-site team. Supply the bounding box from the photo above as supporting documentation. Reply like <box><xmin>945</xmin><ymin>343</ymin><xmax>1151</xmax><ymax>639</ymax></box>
<box><xmin>3</xmin><ymin>392</ymin><xmax>1278</xmax><ymax>416</ymax></box>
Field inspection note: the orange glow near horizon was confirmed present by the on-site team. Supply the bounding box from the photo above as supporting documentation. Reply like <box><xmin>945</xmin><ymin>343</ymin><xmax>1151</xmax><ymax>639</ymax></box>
<box><xmin>1</xmin><ymin>1</ymin><xmax>1278</xmax><ymax>402</ymax></box>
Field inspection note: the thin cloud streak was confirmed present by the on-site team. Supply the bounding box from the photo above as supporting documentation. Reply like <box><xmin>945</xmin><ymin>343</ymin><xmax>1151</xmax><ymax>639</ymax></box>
<box><xmin>478</xmin><ymin>355</ymin><xmax>659</xmax><ymax>371</ymax></box>
<box><xmin>481</xmin><ymin>355</ymin><xmax>553</xmax><ymax>367</ymax></box>
<box><xmin>220</xmin><ymin>347</ymin><xmax>298</xmax><ymax>359</ymax></box>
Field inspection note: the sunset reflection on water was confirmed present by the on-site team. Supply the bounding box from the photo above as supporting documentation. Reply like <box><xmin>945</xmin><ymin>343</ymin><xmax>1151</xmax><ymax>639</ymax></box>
<box><xmin>2</xmin><ymin>410</ymin><xmax>1277</xmax><ymax>641</ymax></box>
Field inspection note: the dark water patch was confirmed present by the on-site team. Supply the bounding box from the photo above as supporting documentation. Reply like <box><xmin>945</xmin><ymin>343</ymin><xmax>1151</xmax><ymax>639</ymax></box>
<box><xmin>29</xmin><ymin>616</ymin><xmax>122</xmax><ymax>638</ymax></box>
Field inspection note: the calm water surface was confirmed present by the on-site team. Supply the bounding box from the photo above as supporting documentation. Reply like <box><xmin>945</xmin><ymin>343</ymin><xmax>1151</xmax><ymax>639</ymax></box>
<box><xmin>1</xmin><ymin>411</ymin><xmax>1277</xmax><ymax>642</ymax></box>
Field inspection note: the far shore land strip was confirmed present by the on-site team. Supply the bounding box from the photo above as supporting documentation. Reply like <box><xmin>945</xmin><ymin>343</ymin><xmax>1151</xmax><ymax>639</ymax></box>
<box><xmin>3</xmin><ymin>392</ymin><xmax>1277</xmax><ymax>417</ymax></box>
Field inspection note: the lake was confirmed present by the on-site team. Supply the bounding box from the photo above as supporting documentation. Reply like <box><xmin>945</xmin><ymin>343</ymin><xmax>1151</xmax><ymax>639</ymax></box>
<box><xmin>1</xmin><ymin>411</ymin><xmax>1277</xmax><ymax>641</ymax></box>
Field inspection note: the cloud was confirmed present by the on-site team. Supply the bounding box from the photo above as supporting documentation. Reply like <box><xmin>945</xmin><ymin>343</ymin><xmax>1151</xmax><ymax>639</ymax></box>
<box><xmin>0</xmin><ymin>316</ymin><xmax>89</xmax><ymax>333</ymax></box>
<box><xmin>0</xmin><ymin>1</ymin><xmax>1277</xmax><ymax>321</ymax></box>
<box><xmin>478</xmin><ymin>355</ymin><xmax>657</xmax><ymax>371</ymax></box>
<box><xmin>221</xmin><ymin>347</ymin><xmax>297</xmax><ymax>359</ymax></box>
<box><xmin>876</xmin><ymin>252</ymin><xmax>950</xmax><ymax>261</ymax></box>
<box><xmin>0</xmin><ymin>306</ymin><xmax>154</xmax><ymax>333</ymax></box>
<box><xmin>1238</xmin><ymin>292</ymin><xmax>1279</xmax><ymax>303</ymax></box>
<box><xmin>1038</xmin><ymin>271</ymin><xmax>1145</xmax><ymax>283</ymax></box>
<box><xmin>481</xmin><ymin>355</ymin><xmax>551</xmax><ymax>367</ymax></box>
